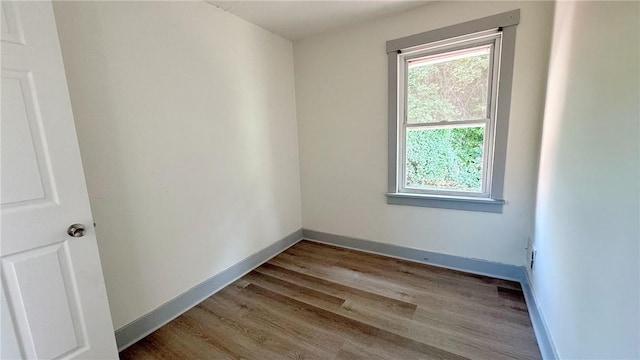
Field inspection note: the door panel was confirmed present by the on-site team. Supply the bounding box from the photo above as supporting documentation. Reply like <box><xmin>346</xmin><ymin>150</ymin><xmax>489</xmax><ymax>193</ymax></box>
<box><xmin>1</xmin><ymin>1</ymin><xmax>118</xmax><ymax>359</ymax></box>
<box><xmin>1</xmin><ymin>287</ymin><xmax>22</xmax><ymax>359</ymax></box>
<box><xmin>1</xmin><ymin>1</ymin><xmax>24</xmax><ymax>45</ymax></box>
<box><xmin>1</xmin><ymin>70</ymin><xmax>51</xmax><ymax>206</ymax></box>
<box><xmin>2</xmin><ymin>243</ymin><xmax>86</xmax><ymax>359</ymax></box>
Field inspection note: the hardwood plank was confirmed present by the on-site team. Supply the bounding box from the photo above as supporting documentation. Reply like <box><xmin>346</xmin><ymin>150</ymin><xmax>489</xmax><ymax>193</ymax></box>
<box><xmin>120</xmin><ymin>241</ymin><xmax>541</xmax><ymax>360</ymax></box>
<box><xmin>243</xmin><ymin>271</ymin><xmax>346</xmax><ymax>311</ymax></box>
<box><xmin>120</xmin><ymin>317</ymin><xmax>233</xmax><ymax>359</ymax></box>
<box><xmin>269</xmin><ymin>242</ymin><xmax>539</xmax><ymax>359</ymax></box>
<box><xmin>336</xmin><ymin>293</ymin><xmax>538</xmax><ymax>359</ymax></box>
<box><xmin>293</xmin><ymin>241</ymin><xmax>514</xmax><ymax>289</ymax></box>
<box><xmin>282</xmin><ymin>241</ymin><xmax>520</xmax><ymax>305</ymax></box>
<box><xmin>207</xmin><ymin>282</ymin><xmax>345</xmax><ymax>358</ymax></box>
<box><xmin>271</xmin><ymin>245</ymin><xmax>532</xmax><ymax>326</ymax></box>
<box><xmin>242</xmin><ymin>283</ymin><xmax>469</xmax><ymax>360</ymax></box>
<box><xmin>255</xmin><ymin>262</ymin><xmax>418</xmax><ymax>317</ymax></box>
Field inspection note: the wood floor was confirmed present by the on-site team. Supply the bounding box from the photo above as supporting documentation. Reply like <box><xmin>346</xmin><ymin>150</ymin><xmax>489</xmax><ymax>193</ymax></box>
<box><xmin>120</xmin><ymin>241</ymin><xmax>541</xmax><ymax>360</ymax></box>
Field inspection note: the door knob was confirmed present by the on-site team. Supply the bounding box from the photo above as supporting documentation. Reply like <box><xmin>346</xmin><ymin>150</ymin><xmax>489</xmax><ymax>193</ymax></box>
<box><xmin>67</xmin><ymin>224</ymin><xmax>87</xmax><ymax>237</ymax></box>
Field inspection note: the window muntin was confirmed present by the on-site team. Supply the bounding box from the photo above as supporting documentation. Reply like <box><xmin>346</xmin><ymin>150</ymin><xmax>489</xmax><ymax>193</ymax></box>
<box><xmin>397</xmin><ymin>32</ymin><xmax>502</xmax><ymax>198</ymax></box>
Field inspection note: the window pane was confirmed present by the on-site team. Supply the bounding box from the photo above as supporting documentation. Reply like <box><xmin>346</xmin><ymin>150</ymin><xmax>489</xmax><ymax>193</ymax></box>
<box><xmin>407</xmin><ymin>45</ymin><xmax>491</xmax><ymax>124</ymax></box>
<box><xmin>405</xmin><ymin>126</ymin><xmax>485</xmax><ymax>192</ymax></box>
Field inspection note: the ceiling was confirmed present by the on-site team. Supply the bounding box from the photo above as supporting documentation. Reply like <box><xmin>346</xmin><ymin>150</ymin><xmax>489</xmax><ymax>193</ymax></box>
<box><xmin>206</xmin><ymin>1</ymin><xmax>430</xmax><ymax>41</ymax></box>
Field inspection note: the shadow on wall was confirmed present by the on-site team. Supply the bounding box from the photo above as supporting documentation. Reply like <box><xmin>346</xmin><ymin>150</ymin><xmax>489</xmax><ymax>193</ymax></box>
<box><xmin>532</xmin><ymin>1</ymin><xmax>640</xmax><ymax>358</ymax></box>
<box><xmin>53</xmin><ymin>1</ymin><xmax>301</xmax><ymax>330</ymax></box>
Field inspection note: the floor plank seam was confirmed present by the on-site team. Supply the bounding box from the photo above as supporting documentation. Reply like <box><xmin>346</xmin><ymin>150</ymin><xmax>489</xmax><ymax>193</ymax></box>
<box><xmin>121</xmin><ymin>241</ymin><xmax>542</xmax><ymax>360</ymax></box>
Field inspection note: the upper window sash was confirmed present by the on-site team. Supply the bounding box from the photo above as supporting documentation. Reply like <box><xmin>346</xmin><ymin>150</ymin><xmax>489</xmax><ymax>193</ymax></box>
<box><xmin>399</xmin><ymin>34</ymin><xmax>501</xmax><ymax>126</ymax></box>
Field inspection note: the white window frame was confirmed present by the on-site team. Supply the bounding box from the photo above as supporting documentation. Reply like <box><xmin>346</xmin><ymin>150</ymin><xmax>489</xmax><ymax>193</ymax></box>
<box><xmin>399</xmin><ymin>34</ymin><xmax>501</xmax><ymax>198</ymax></box>
<box><xmin>386</xmin><ymin>10</ymin><xmax>520</xmax><ymax>213</ymax></box>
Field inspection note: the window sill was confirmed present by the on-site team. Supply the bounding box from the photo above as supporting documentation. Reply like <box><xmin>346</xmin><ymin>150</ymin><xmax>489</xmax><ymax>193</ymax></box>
<box><xmin>385</xmin><ymin>192</ymin><xmax>505</xmax><ymax>213</ymax></box>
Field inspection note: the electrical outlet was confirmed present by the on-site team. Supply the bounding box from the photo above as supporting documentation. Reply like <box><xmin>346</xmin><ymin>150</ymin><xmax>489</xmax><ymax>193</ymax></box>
<box><xmin>530</xmin><ymin>247</ymin><xmax>537</xmax><ymax>270</ymax></box>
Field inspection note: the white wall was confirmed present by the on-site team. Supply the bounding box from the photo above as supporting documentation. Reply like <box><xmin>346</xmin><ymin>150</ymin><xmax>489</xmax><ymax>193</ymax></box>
<box><xmin>53</xmin><ymin>1</ymin><xmax>301</xmax><ymax>330</ymax></box>
<box><xmin>531</xmin><ymin>1</ymin><xmax>640</xmax><ymax>358</ymax></box>
<box><xmin>294</xmin><ymin>1</ymin><xmax>554</xmax><ymax>265</ymax></box>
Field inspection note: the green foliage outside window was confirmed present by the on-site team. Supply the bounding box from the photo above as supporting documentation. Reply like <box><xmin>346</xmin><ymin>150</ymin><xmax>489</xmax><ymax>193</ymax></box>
<box><xmin>405</xmin><ymin>52</ymin><xmax>489</xmax><ymax>192</ymax></box>
<box><xmin>406</xmin><ymin>127</ymin><xmax>484</xmax><ymax>191</ymax></box>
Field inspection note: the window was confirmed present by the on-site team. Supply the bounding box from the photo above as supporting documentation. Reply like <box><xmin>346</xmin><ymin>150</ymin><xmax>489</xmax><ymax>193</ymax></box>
<box><xmin>386</xmin><ymin>10</ymin><xmax>520</xmax><ymax>213</ymax></box>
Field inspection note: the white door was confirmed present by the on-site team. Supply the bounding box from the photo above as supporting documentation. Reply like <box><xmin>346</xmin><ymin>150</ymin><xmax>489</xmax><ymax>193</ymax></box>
<box><xmin>1</xmin><ymin>1</ymin><xmax>118</xmax><ymax>359</ymax></box>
